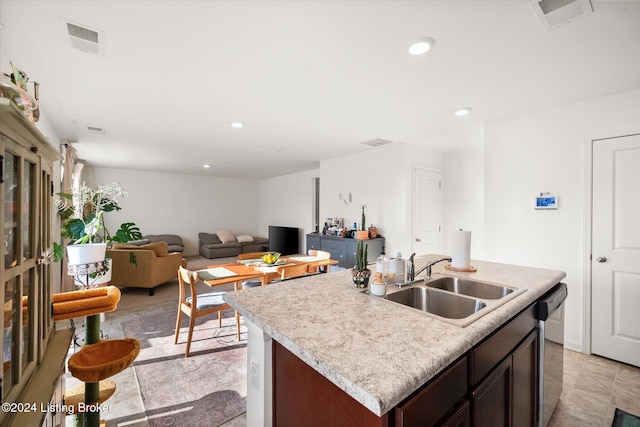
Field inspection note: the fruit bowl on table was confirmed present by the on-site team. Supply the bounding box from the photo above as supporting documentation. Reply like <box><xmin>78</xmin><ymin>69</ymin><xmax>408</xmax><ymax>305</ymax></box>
<box><xmin>260</xmin><ymin>252</ymin><xmax>281</xmax><ymax>265</ymax></box>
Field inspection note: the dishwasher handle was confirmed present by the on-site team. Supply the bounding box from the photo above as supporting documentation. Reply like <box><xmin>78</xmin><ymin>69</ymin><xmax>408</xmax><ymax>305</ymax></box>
<box><xmin>536</xmin><ymin>282</ymin><xmax>568</xmax><ymax>321</ymax></box>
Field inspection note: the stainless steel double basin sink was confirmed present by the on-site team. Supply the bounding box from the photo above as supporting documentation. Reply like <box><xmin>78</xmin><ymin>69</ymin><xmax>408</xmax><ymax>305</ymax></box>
<box><xmin>377</xmin><ymin>275</ymin><xmax>526</xmax><ymax>327</ymax></box>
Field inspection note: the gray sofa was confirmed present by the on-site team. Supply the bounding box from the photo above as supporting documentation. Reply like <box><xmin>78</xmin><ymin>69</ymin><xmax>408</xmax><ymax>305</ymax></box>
<box><xmin>127</xmin><ymin>234</ymin><xmax>185</xmax><ymax>252</ymax></box>
<box><xmin>199</xmin><ymin>232</ymin><xmax>268</xmax><ymax>259</ymax></box>
<box><xmin>143</xmin><ymin>234</ymin><xmax>185</xmax><ymax>253</ymax></box>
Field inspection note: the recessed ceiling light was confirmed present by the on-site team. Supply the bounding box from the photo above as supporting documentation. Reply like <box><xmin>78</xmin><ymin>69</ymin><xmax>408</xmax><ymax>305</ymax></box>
<box><xmin>203</xmin><ymin>164</ymin><xmax>211</xmax><ymax>168</ymax></box>
<box><xmin>408</xmin><ymin>37</ymin><xmax>435</xmax><ymax>55</ymax></box>
<box><xmin>231</xmin><ymin>121</ymin><xmax>244</xmax><ymax>128</ymax></box>
<box><xmin>454</xmin><ymin>107</ymin><xmax>472</xmax><ymax>117</ymax></box>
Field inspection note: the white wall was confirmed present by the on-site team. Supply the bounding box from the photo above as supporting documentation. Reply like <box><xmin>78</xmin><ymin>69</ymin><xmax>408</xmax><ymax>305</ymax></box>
<box><xmin>86</xmin><ymin>167</ymin><xmax>260</xmax><ymax>255</ymax></box>
<box><xmin>259</xmin><ymin>168</ymin><xmax>319</xmax><ymax>252</ymax></box>
<box><xmin>483</xmin><ymin>89</ymin><xmax>640</xmax><ymax>351</ymax></box>
<box><xmin>320</xmin><ymin>142</ymin><xmax>442</xmax><ymax>258</ymax></box>
<box><xmin>69</xmin><ymin>89</ymin><xmax>640</xmax><ymax>355</ymax></box>
<box><xmin>442</xmin><ymin>134</ymin><xmax>485</xmax><ymax>261</ymax></box>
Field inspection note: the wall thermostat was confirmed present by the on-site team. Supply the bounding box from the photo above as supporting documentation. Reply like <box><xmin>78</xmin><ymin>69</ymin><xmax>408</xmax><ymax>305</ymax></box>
<box><xmin>535</xmin><ymin>192</ymin><xmax>557</xmax><ymax>210</ymax></box>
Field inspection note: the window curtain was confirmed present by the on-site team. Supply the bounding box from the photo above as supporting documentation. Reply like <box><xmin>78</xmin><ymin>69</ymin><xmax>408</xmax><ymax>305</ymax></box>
<box><xmin>62</xmin><ymin>144</ymin><xmax>76</xmax><ymax>192</ymax></box>
<box><xmin>61</xmin><ymin>144</ymin><xmax>78</xmax><ymax>292</ymax></box>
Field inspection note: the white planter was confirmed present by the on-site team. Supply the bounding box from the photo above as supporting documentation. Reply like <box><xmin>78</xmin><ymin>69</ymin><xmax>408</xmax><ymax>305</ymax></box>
<box><xmin>74</xmin><ymin>257</ymin><xmax>112</xmax><ymax>288</ymax></box>
<box><xmin>66</xmin><ymin>243</ymin><xmax>107</xmax><ymax>265</ymax></box>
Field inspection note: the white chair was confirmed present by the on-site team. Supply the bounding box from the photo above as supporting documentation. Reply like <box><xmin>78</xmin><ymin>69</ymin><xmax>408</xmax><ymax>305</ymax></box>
<box><xmin>308</xmin><ymin>249</ymin><xmax>331</xmax><ymax>273</ymax></box>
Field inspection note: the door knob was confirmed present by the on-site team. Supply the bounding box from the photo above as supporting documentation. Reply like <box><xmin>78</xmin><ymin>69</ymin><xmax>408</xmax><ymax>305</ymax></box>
<box><xmin>596</xmin><ymin>256</ymin><xmax>607</xmax><ymax>263</ymax></box>
<box><xmin>415</xmin><ymin>238</ymin><xmax>421</xmax><ymax>242</ymax></box>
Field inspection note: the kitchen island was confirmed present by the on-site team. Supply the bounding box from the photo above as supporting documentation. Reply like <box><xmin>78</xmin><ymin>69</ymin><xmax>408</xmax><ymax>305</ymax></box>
<box><xmin>224</xmin><ymin>255</ymin><xmax>566</xmax><ymax>426</ymax></box>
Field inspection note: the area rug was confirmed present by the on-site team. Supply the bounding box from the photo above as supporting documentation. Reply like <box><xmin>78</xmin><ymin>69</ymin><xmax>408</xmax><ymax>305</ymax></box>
<box><xmin>613</xmin><ymin>408</ymin><xmax>640</xmax><ymax>427</ymax></box>
<box><xmin>121</xmin><ymin>310</ymin><xmax>247</xmax><ymax>427</ymax></box>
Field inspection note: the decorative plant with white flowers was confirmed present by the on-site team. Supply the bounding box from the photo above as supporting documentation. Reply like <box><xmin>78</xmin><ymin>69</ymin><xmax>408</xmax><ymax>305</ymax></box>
<box><xmin>53</xmin><ymin>182</ymin><xmax>142</xmax><ymax>262</ymax></box>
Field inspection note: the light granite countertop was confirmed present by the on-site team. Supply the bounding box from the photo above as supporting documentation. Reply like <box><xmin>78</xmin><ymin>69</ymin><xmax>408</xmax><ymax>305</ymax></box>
<box><xmin>224</xmin><ymin>254</ymin><xmax>566</xmax><ymax>416</ymax></box>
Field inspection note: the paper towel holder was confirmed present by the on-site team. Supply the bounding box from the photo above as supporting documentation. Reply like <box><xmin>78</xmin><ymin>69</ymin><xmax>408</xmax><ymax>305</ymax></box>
<box><xmin>445</xmin><ymin>264</ymin><xmax>477</xmax><ymax>272</ymax></box>
<box><xmin>450</xmin><ymin>228</ymin><xmax>475</xmax><ymax>272</ymax></box>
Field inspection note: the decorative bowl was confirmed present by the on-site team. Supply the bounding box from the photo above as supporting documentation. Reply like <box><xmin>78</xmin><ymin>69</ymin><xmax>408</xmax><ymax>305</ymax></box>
<box><xmin>68</xmin><ymin>338</ymin><xmax>140</xmax><ymax>382</ymax></box>
<box><xmin>261</xmin><ymin>252</ymin><xmax>281</xmax><ymax>265</ymax></box>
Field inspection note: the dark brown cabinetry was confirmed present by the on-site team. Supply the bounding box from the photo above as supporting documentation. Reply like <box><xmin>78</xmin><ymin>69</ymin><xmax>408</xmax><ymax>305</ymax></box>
<box><xmin>472</xmin><ymin>356</ymin><xmax>511</xmax><ymax>426</ymax></box>
<box><xmin>470</xmin><ymin>330</ymin><xmax>537</xmax><ymax>427</ymax></box>
<box><xmin>395</xmin><ymin>357</ymin><xmax>468</xmax><ymax>427</ymax></box>
<box><xmin>306</xmin><ymin>233</ymin><xmax>384</xmax><ymax>269</ymax></box>
<box><xmin>512</xmin><ymin>331</ymin><xmax>538</xmax><ymax>426</ymax></box>
<box><xmin>393</xmin><ymin>303</ymin><xmax>537</xmax><ymax>427</ymax></box>
<box><xmin>469</xmin><ymin>305</ymin><xmax>538</xmax><ymax>427</ymax></box>
<box><xmin>442</xmin><ymin>401</ymin><xmax>471</xmax><ymax>427</ymax></box>
<box><xmin>272</xmin><ymin>341</ymin><xmax>390</xmax><ymax>427</ymax></box>
<box><xmin>272</xmin><ymin>302</ymin><xmax>539</xmax><ymax>427</ymax></box>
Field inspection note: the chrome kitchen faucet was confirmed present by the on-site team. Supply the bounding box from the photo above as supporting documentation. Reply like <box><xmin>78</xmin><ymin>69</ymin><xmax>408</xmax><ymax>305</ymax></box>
<box><xmin>407</xmin><ymin>253</ymin><xmax>452</xmax><ymax>281</ymax></box>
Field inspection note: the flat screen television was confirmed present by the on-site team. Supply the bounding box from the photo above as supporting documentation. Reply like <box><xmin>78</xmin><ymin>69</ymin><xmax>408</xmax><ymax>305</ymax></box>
<box><xmin>269</xmin><ymin>226</ymin><xmax>299</xmax><ymax>255</ymax></box>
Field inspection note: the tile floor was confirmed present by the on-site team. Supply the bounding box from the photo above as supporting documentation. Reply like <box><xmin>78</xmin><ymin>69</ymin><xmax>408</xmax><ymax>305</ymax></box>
<box><xmin>548</xmin><ymin>349</ymin><xmax>640</xmax><ymax>427</ymax></box>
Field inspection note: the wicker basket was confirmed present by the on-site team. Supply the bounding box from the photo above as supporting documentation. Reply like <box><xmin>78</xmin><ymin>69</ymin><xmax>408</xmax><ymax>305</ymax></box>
<box><xmin>64</xmin><ymin>380</ymin><xmax>116</xmax><ymax>414</ymax></box>
<box><xmin>68</xmin><ymin>338</ymin><xmax>140</xmax><ymax>382</ymax></box>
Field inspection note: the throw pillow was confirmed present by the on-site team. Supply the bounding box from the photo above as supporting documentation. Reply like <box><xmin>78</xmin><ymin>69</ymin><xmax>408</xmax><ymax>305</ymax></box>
<box><xmin>127</xmin><ymin>239</ymin><xmax>151</xmax><ymax>246</ymax></box>
<box><xmin>236</xmin><ymin>234</ymin><xmax>254</xmax><ymax>243</ymax></box>
<box><xmin>144</xmin><ymin>234</ymin><xmax>184</xmax><ymax>247</ymax></box>
<box><xmin>199</xmin><ymin>232</ymin><xmax>221</xmax><ymax>245</ymax></box>
<box><xmin>216</xmin><ymin>228</ymin><xmax>236</xmax><ymax>244</ymax></box>
<box><xmin>139</xmin><ymin>241</ymin><xmax>169</xmax><ymax>257</ymax></box>
<box><xmin>111</xmin><ymin>243</ymin><xmax>139</xmax><ymax>250</ymax></box>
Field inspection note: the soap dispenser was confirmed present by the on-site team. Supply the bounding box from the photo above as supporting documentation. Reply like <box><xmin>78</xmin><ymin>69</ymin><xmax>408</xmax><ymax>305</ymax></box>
<box><xmin>376</xmin><ymin>253</ymin><xmax>389</xmax><ymax>278</ymax></box>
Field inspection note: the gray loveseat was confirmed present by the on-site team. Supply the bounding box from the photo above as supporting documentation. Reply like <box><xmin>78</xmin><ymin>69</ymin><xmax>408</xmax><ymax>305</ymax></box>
<box><xmin>199</xmin><ymin>231</ymin><xmax>268</xmax><ymax>259</ymax></box>
<box><xmin>143</xmin><ymin>234</ymin><xmax>185</xmax><ymax>253</ymax></box>
<box><xmin>127</xmin><ymin>234</ymin><xmax>185</xmax><ymax>252</ymax></box>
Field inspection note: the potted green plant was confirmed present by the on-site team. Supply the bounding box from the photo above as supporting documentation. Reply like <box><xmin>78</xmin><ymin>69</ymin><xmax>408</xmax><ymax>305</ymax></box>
<box><xmin>52</xmin><ymin>182</ymin><xmax>142</xmax><ymax>285</ymax></box>
<box><xmin>355</xmin><ymin>204</ymin><xmax>369</xmax><ymax>240</ymax></box>
<box><xmin>351</xmin><ymin>239</ymin><xmax>370</xmax><ymax>288</ymax></box>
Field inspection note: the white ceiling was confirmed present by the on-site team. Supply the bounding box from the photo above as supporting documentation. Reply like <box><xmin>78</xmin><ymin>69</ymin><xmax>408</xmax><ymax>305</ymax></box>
<box><xmin>1</xmin><ymin>1</ymin><xmax>639</xmax><ymax>179</ymax></box>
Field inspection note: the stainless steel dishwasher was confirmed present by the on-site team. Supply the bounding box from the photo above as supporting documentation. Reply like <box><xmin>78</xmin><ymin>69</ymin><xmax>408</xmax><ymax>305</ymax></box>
<box><xmin>536</xmin><ymin>282</ymin><xmax>568</xmax><ymax>427</ymax></box>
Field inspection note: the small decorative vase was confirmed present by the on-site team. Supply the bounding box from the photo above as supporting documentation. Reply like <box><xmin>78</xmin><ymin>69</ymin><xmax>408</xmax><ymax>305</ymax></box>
<box><xmin>355</xmin><ymin>230</ymin><xmax>369</xmax><ymax>240</ymax></box>
<box><xmin>351</xmin><ymin>268</ymin><xmax>371</xmax><ymax>288</ymax></box>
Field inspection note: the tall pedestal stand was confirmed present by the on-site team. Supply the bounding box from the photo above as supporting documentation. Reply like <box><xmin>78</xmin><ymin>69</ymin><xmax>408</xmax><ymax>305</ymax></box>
<box><xmin>68</xmin><ymin>262</ymin><xmax>104</xmax><ymax>427</ymax></box>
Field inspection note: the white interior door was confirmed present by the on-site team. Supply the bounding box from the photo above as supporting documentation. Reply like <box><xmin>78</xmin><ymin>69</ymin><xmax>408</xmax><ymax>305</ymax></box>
<box><xmin>591</xmin><ymin>133</ymin><xmax>640</xmax><ymax>367</ymax></box>
<box><xmin>412</xmin><ymin>167</ymin><xmax>442</xmax><ymax>256</ymax></box>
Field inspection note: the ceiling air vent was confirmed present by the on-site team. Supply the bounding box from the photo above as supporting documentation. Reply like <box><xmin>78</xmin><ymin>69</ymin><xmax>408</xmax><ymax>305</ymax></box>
<box><xmin>62</xmin><ymin>18</ymin><xmax>105</xmax><ymax>56</ymax></box>
<box><xmin>530</xmin><ymin>0</ymin><xmax>593</xmax><ymax>31</ymax></box>
<box><xmin>86</xmin><ymin>126</ymin><xmax>105</xmax><ymax>135</ymax></box>
<box><xmin>361</xmin><ymin>138</ymin><xmax>393</xmax><ymax>148</ymax></box>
